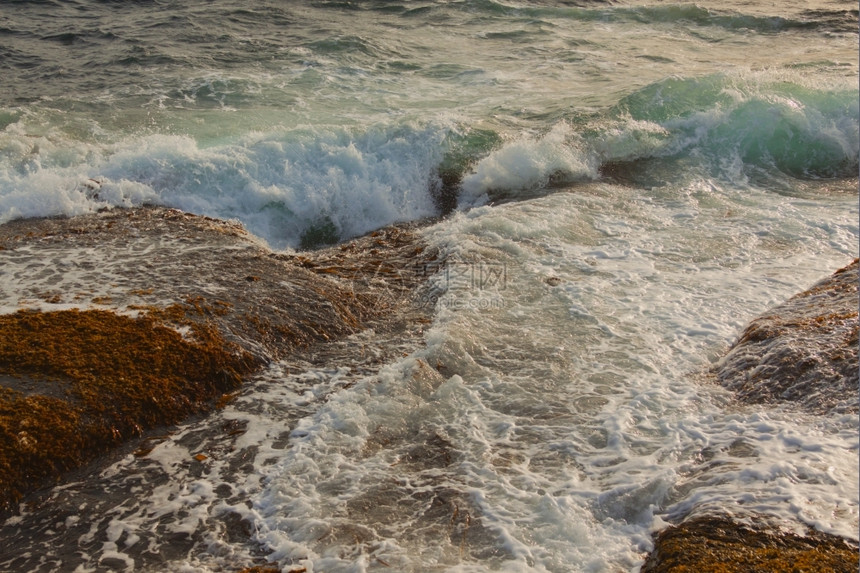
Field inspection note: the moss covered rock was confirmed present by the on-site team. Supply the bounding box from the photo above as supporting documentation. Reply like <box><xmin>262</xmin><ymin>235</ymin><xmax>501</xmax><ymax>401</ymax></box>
<box><xmin>0</xmin><ymin>307</ymin><xmax>254</xmax><ymax>506</ymax></box>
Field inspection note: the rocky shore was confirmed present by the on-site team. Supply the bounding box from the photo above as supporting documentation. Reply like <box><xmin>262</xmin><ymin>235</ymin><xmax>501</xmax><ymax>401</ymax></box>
<box><xmin>0</xmin><ymin>208</ymin><xmax>856</xmax><ymax>571</ymax></box>
<box><xmin>715</xmin><ymin>258</ymin><xmax>858</xmax><ymax>415</ymax></box>
<box><xmin>0</xmin><ymin>206</ymin><xmax>438</xmax><ymax>511</ymax></box>
<box><xmin>644</xmin><ymin>260</ymin><xmax>859</xmax><ymax>571</ymax></box>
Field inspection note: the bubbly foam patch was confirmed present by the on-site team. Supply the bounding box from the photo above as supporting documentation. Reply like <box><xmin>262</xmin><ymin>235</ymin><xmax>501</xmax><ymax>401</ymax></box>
<box><xmin>417</xmin><ymin>179</ymin><xmax>858</xmax><ymax>568</ymax></box>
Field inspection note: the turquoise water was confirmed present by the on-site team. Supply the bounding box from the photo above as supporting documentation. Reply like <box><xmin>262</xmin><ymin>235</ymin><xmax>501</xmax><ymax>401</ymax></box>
<box><xmin>0</xmin><ymin>1</ymin><xmax>857</xmax><ymax>571</ymax></box>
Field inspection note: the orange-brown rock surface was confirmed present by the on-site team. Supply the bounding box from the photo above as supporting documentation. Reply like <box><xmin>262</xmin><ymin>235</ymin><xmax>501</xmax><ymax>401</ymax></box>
<box><xmin>0</xmin><ymin>207</ymin><xmax>438</xmax><ymax>510</ymax></box>
<box><xmin>715</xmin><ymin>259</ymin><xmax>858</xmax><ymax>414</ymax></box>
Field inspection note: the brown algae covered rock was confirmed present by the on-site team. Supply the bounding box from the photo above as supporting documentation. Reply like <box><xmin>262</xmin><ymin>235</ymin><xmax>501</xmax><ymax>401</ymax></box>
<box><xmin>642</xmin><ymin>515</ymin><xmax>859</xmax><ymax>573</ymax></box>
<box><xmin>0</xmin><ymin>308</ymin><xmax>255</xmax><ymax>508</ymax></box>
<box><xmin>714</xmin><ymin>259</ymin><xmax>858</xmax><ymax>415</ymax></box>
<box><xmin>0</xmin><ymin>207</ymin><xmax>439</xmax><ymax>511</ymax></box>
<box><xmin>0</xmin><ymin>206</ymin><xmax>429</xmax><ymax>361</ymax></box>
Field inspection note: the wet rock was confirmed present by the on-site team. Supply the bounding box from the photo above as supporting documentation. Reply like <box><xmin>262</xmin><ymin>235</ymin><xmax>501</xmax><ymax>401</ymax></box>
<box><xmin>649</xmin><ymin>261</ymin><xmax>860</xmax><ymax>571</ymax></box>
<box><xmin>715</xmin><ymin>259</ymin><xmax>858</xmax><ymax>414</ymax></box>
<box><xmin>642</xmin><ymin>515</ymin><xmax>859</xmax><ymax>573</ymax></box>
<box><xmin>0</xmin><ymin>206</ymin><xmax>439</xmax><ymax>511</ymax></box>
<box><xmin>0</xmin><ymin>308</ymin><xmax>255</xmax><ymax>507</ymax></box>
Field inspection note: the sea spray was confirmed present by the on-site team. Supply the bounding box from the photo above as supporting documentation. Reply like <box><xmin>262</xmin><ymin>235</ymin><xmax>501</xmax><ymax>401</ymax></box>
<box><xmin>0</xmin><ymin>122</ymin><xmax>456</xmax><ymax>248</ymax></box>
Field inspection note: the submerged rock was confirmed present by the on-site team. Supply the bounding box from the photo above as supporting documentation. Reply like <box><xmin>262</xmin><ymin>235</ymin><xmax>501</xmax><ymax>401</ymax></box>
<box><xmin>0</xmin><ymin>206</ymin><xmax>438</xmax><ymax>511</ymax></box>
<box><xmin>715</xmin><ymin>259</ymin><xmax>858</xmax><ymax>415</ymax></box>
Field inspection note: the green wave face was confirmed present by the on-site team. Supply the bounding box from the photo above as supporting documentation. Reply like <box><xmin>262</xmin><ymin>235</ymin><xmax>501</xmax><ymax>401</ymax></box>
<box><xmin>715</xmin><ymin>92</ymin><xmax>858</xmax><ymax>178</ymax></box>
<box><xmin>602</xmin><ymin>75</ymin><xmax>859</xmax><ymax>181</ymax></box>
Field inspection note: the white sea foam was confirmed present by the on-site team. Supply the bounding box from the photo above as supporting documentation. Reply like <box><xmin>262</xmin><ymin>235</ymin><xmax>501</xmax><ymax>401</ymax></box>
<box><xmin>418</xmin><ymin>181</ymin><xmax>859</xmax><ymax>561</ymax></box>
<box><xmin>211</xmin><ymin>177</ymin><xmax>860</xmax><ymax>573</ymax></box>
<box><xmin>0</xmin><ymin>122</ymin><xmax>447</xmax><ymax>249</ymax></box>
<box><xmin>0</xmin><ymin>1</ymin><xmax>857</xmax><ymax>570</ymax></box>
<box><xmin>459</xmin><ymin>122</ymin><xmax>598</xmax><ymax>204</ymax></box>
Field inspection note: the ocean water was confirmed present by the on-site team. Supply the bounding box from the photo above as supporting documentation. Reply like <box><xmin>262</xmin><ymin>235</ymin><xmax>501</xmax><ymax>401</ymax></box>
<box><xmin>0</xmin><ymin>0</ymin><xmax>858</xmax><ymax>571</ymax></box>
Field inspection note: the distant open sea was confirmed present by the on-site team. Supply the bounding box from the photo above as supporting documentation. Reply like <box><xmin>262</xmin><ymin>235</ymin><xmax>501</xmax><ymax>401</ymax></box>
<box><xmin>0</xmin><ymin>0</ymin><xmax>857</xmax><ymax>571</ymax></box>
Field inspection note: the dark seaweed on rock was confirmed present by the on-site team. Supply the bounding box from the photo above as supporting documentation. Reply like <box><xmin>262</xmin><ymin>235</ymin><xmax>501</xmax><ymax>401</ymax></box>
<box><xmin>714</xmin><ymin>259</ymin><xmax>858</xmax><ymax>415</ymax></box>
<box><xmin>0</xmin><ymin>207</ymin><xmax>439</xmax><ymax>511</ymax></box>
